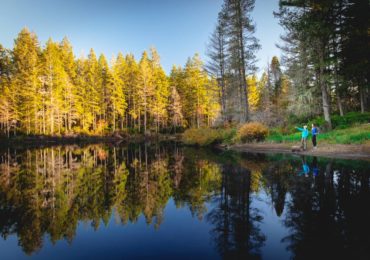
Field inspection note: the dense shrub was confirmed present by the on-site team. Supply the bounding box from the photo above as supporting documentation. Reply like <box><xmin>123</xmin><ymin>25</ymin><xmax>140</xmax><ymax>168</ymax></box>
<box><xmin>238</xmin><ymin>122</ymin><xmax>269</xmax><ymax>143</ymax></box>
<box><xmin>182</xmin><ymin>128</ymin><xmax>222</xmax><ymax>146</ymax></box>
<box><xmin>288</xmin><ymin>114</ymin><xmax>314</xmax><ymax>125</ymax></box>
<box><xmin>332</xmin><ymin>112</ymin><xmax>370</xmax><ymax>128</ymax></box>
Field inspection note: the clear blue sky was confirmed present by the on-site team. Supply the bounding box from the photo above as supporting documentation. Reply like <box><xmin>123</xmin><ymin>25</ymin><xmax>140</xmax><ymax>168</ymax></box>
<box><xmin>0</xmin><ymin>0</ymin><xmax>283</xmax><ymax>76</ymax></box>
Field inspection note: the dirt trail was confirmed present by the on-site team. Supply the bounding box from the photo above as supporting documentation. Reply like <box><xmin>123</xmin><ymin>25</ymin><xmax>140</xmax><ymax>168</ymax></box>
<box><xmin>229</xmin><ymin>143</ymin><xmax>370</xmax><ymax>161</ymax></box>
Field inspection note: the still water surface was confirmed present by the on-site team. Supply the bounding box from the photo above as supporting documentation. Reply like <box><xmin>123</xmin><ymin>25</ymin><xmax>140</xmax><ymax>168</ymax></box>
<box><xmin>0</xmin><ymin>143</ymin><xmax>369</xmax><ymax>259</ymax></box>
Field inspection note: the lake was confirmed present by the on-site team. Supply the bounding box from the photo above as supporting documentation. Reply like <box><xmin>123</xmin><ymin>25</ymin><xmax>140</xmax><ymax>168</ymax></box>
<box><xmin>0</xmin><ymin>142</ymin><xmax>369</xmax><ymax>259</ymax></box>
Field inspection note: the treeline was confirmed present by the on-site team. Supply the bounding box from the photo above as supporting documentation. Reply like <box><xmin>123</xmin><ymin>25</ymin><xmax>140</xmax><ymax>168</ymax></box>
<box><xmin>275</xmin><ymin>0</ymin><xmax>370</xmax><ymax>129</ymax></box>
<box><xmin>0</xmin><ymin>28</ymin><xmax>220</xmax><ymax>137</ymax></box>
<box><xmin>2</xmin><ymin>0</ymin><xmax>368</xmax><ymax>137</ymax></box>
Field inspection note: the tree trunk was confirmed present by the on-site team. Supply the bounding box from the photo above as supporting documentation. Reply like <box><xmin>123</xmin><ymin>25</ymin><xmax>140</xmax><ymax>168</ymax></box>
<box><xmin>320</xmin><ymin>81</ymin><xmax>332</xmax><ymax>129</ymax></box>
<box><xmin>197</xmin><ymin>87</ymin><xmax>200</xmax><ymax>129</ymax></box>
<box><xmin>6</xmin><ymin>111</ymin><xmax>10</xmax><ymax>138</ymax></box>
<box><xmin>236</xmin><ymin>0</ymin><xmax>249</xmax><ymax>122</ymax></box>
<box><xmin>359</xmin><ymin>85</ymin><xmax>365</xmax><ymax>113</ymax></box>
<box><xmin>336</xmin><ymin>95</ymin><xmax>344</xmax><ymax>116</ymax></box>
<box><xmin>318</xmin><ymin>49</ymin><xmax>332</xmax><ymax>130</ymax></box>
<box><xmin>34</xmin><ymin>101</ymin><xmax>38</xmax><ymax>135</ymax></box>
<box><xmin>156</xmin><ymin>112</ymin><xmax>159</xmax><ymax>134</ymax></box>
<box><xmin>58</xmin><ymin>109</ymin><xmax>61</xmax><ymax>134</ymax></box>
<box><xmin>113</xmin><ymin>110</ymin><xmax>116</xmax><ymax>132</ymax></box>
<box><xmin>217</xmin><ymin>29</ymin><xmax>227</xmax><ymax>123</ymax></box>
<box><xmin>138</xmin><ymin>110</ymin><xmax>141</xmax><ymax>133</ymax></box>
<box><xmin>144</xmin><ymin>106</ymin><xmax>147</xmax><ymax>134</ymax></box>
<box><xmin>239</xmin><ymin>74</ymin><xmax>244</xmax><ymax>123</ymax></box>
<box><xmin>220</xmin><ymin>78</ymin><xmax>226</xmax><ymax>123</ymax></box>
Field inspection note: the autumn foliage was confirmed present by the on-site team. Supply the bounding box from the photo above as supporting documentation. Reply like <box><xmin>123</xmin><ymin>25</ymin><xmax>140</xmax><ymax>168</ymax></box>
<box><xmin>0</xmin><ymin>29</ymin><xmax>220</xmax><ymax>137</ymax></box>
<box><xmin>237</xmin><ymin>122</ymin><xmax>268</xmax><ymax>143</ymax></box>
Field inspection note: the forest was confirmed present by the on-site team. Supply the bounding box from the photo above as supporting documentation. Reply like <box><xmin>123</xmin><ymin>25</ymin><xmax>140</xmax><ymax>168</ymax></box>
<box><xmin>0</xmin><ymin>31</ymin><xmax>220</xmax><ymax>137</ymax></box>
<box><xmin>208</xmin><ymin>0</ymin><xmax>369</xmax><ymax>129</ymax></box>
<box><xmin>0</xmin><ymin>0</ymin><xmax>369</xmax><ymax>138</ymax></box>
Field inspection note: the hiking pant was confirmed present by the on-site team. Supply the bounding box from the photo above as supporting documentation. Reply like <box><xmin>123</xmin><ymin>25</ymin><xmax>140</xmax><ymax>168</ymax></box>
<box><xmin>301</xmin><ymin>138</ymin><xmax>307</xmax><ymax>150</ymax></box>
<box><xmin>312</xmin><ymin>135</ymin><xmax>317</xmax><ymax>147</ymax></box>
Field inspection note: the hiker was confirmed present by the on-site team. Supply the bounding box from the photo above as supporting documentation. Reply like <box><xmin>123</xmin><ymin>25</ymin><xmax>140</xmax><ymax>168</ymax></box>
<box><xmin>295</xmin><ymin>125</ymin><xmax>309</xmax><ymax>150</ymax></box>
<box><xmin>311</xmin><ymin>123</ymin><xmax>319</xmax><ymax>149</ymax></box>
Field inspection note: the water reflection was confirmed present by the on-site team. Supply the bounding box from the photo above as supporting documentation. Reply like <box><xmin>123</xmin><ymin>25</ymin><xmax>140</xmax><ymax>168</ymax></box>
<box><xmin>0</xmin><ymin>144</ymin><xmax>369</xmax><ymax>259</ymax></box>
<box><xmin>206</xmin><ymin>154</ymin><xmax>267</xmax><ymax>259</ymax></box>
<box><xmin>0</xmin><ymin>143</ymin><xmax>222</xmax><ymax>255</ymax></box>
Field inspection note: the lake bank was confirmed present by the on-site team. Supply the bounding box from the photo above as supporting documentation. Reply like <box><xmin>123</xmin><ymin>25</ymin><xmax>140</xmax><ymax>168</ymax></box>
<box><xmin>228</xmin><ymin>142</ymin><xmax>370</xmax><ymax>161</ymax></box>
<box><xmin>2</xmin><ymin>133</ymin><xmax>369</xmax><ymax>161</ymax></box>
<box><xmin>0</xmin><ymin>134</ymin><xmax>180</xmax><ymax>147</ymax></box>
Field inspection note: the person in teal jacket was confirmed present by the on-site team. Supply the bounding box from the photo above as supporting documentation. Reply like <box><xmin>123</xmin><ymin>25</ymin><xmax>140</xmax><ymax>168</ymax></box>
<box><xmin>295</xmin><ymin>125</ymin><xmax>309</xmax><ymax>150</ymax></box>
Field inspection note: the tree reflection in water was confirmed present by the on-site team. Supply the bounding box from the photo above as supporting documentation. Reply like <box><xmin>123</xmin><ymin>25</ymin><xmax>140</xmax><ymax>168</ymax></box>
<box><xmin>0</xmin><ymin>143</ymin><xmax>222</xmax><ymax>254</ymax></box>
<box><xmin>0</xmin><ymin>144</ymin><xmax>369</xmax><ymax>259</ymax></box>
<box><xmin>206</xmin><ymin>153</ymin><xmax>267</xmax><ymax>259</ymax></box>
<box><xmin>279</xmin><ymin>156</ymin><xmax>370</xmax><ymax>260</ymax></box>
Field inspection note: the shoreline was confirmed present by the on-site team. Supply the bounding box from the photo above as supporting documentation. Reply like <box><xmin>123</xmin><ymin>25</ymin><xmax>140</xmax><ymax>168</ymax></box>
<box><xmin>1</xmin><ymin>135</ymin><xmax>369</xmax><ymax>161</ymax></box>
<box><xmin>0</xmin><ymin>134</ymin><xmax>180</xmax><ymax>146</ymax></box>
<box><xmin>229</xmin><ymin>143</ymin><xmax>370</xmax><ymax>161</ymax></box>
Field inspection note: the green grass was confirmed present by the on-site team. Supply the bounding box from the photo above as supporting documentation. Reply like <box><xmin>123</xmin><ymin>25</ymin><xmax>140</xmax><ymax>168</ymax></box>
<box><xmin>271</xmin><ymin>111</ymin><xmax>370</xmax><ymax>135</ymax></box>
<box><xmin>182</xmin><ymin>112</ymin><xmax>370</xmax><ymax>146</ymax></box>
<box><xmin>267</xmin><ymin>124</ymin><xmax>370</xmax><ymax>144</ymax></box>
